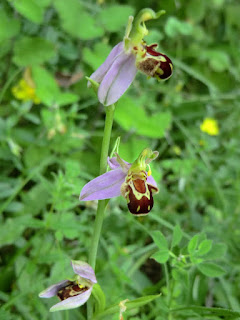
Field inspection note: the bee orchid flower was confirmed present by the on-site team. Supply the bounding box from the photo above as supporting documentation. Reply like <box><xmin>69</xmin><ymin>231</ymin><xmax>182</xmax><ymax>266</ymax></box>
<box><xmin>39</xmin><ymin>260</ymin><xmax>97</xmax><ymax>312</ymax></box>
<box><xmin>89</xmin><ymin>8</ymin><xmax>173</xmax><ymax>106</ymax></box>
<box><xmin>80</xmin><ymin>149</ymin><xmax>159</xmax><ymax>215</ymax></box>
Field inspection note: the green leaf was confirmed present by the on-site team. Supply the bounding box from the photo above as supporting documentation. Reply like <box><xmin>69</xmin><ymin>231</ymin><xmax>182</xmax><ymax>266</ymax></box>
<box><xmin>32</xmin><ymin>66</ymin><xmax>78</xmax><ymax>106</ymax></box>
<box><xmin>10</xmin><ymin>0</ymin><xmax>44</xmax><ymax>24</ymax></box>
<box><xmin>186</xmin><ymin>0</ymin><xmax>206</xmax><ymax>22</ymax></box>
<box><xmin>13</xmin><ymin>37</ymin><xmax>55</xmax><ymax>66</ymax></box>
<box><xmin>125</xmin><ymin>294</ymin><xmax>161</xmax><ymax>309</ymax></box>
<box><xmin>0</xmin><ymin>11</ymin><xmax>20</xmax><ymax>42</ymax></box>
<box><xmin>54</xmin><ymin>0</ymin><xmax>104</xmax><ymax>39</ymax></box>
<box><xmin>115</xmin><ymin>97</ymin><xmax>172</xmax><ymax>138</ymax></box>
<box><xmin>0</xmin><ymin>309</ymin><xmax>18</xmax><ymax>320</ymax></box>
<box><xmin>56</xmin><ymin>92</ymin><xmax>79</xmax><ymax>106</ymax></box>
<box><xmin>197</xmin><ymin>262</ymin><xmax>226</xmax><ymax>277</ymax></box>
<box><xmin>165</xmin><ymin>17</ymin><xmax>194</xmax><ymax>37</ymax></box>
<box><xmin>197</xmin><ymin>239</ymin><xmax>212</xmax><ymax>256</ymax></box>
<box><xmin>171</xmin><ymin>225</ymin><xmax>183</xmax><ymax>248</ymax></box>
<box><xmin>38</xmin><ymin>0</ymin><xmax>51</xmax><ymax>7</ymax></box>
<box><xmin>151</xmin><ymin>231</ymin><xmax>169</xmax><ymax>263</ymax></box>
<box><xmin>226</xmin><ymin>4</ymin><xmax>240</xmax><ymax>28</ymax></box>
<box><xmin>202</xmin><ymin>50</ymin><xmax>231</xmax><ymax>72</ymax></box>
<box><xmin>92</xmin><ymin>284</ymin><xmax>106</xmax><ymax>314</ymax></box>
<box><xmin>32</xmin><ymin>66</ymin><xmax>59</xmax><ymax>104</ymax></box>
<box><xmin>47</xmin><ymin>212</ymin><xmax>81</xmax><ymax>240</ymax></box>
<box><xmin>171</xmin><ymin>306</ymin><xmax>240</xmax><ymax>319</ymax></box>
<box><xmin>22</xmin><ymin>183</ymin><xmax>49</xmax><ymax>216</ymax></box>
<box><xmin>173</xmin><ymin>58</ymin><xmax>219</xmax><ymax>93</ymax></box>
<box><xmin>203</xmin><ymin>243</ymin><xmax>227</xmax><ymax>260</ymax></box>
<box><xmin>0</xmin><ymin>215</ymin><xmax>43</xmax><ymax>246</ymax></box>
<box><xmin>24</xmin><ymin>145</ymin><xmax>51</xmax><ymax>168</ymax></box>
<box><xmin>92</xmin><ymin>294</ymin><xmax>161</xmax><ymax>320</ymax></box>
<box><xmin>151</xmin><ymin>231</ymin><xmax>168</xmax><ymax>250</ymax></box>
<box><xmin>187</xmin><ymin>234</ymin><xmax>199</xmax><ymax>254</ymax></box>
<box><xmin>98</xmin><ymin>5</ymin><xmax>135</xmax><ymax>32</ymax></box>
<box><xmin>151</xmin><ymin>250</ymin><xmax>169</xmax><ymax>264</ymax></box>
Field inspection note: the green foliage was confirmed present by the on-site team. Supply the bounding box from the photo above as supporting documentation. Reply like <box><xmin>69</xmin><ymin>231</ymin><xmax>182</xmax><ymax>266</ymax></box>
<box><xmin>171</xmin><ymin>306</ymin><xmax>240</xmax><ymax>319</ymax></box>
<box><xmin>171</xmin><ymin>225</ymin><xmax>183</xmax><ymax>248</ymax></box>
<box><xmin>53</xmin><ymin>0</ymin><xmax>104</xmax><ymax>39</ymax></box>
<box><xmin>83</xmin><ymin>42</ymin><xmax>112</xmax><ymax>70</ymax></box>
<box><xmin>0</xmin><ymin>11</ymin><xmax>20</xmax><ymax>42</ymax></box>
<box><xmin>13</xmin><ymin>37</ymin><xmax>55</xmax><ymax>66</ymax></box>
<box><xmin>115</xmin><ymin>96</ymin><xmax>172</xmax><ymax>138</ymax></box>
<box><xmin>1</xmin><ymin>0</ymin><xmax>240</xmax><ymax>319</ymax></box>
<box><xmin>10</xmin><ymin>0</ymin><xmax>46</xmax><ymax>24</ymax></box>
<box><xmin>32</xmin><ymin>66</ymin><xmax>78</xmax><ymax>106</ymax></box>
<box><xmin>151</xmin><ymin>230</ymin><xmax>169</xmax><ymax>263</ymax></box>
<box><xmin>98</xmin><ymin>5</ymin><xmax>135</xmax><ymax>32</ymax></box>
<box><xmin>197</xmin><ymin>262</ymin><xmax>226</xmax><ymax>277</ymax></box>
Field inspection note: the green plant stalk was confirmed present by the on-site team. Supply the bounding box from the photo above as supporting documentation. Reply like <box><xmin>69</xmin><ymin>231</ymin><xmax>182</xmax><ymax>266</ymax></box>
<box><xmin>87</xmin><ymin>103</ymin><xmax>115</xmax><ymax>319</ymax></box>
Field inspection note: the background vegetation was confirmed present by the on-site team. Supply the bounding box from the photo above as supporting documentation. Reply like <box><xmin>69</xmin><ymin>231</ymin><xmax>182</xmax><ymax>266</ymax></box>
<box><xmin>1</xmin><ymin>0</ymin><xmax>240</xmax><ymax>319</ymax></box>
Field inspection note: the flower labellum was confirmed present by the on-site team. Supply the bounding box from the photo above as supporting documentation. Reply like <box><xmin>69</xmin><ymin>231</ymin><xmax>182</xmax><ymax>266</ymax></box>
<box><xmin>88</xmin><ymin>8</ymin><xmax>173</xmax><ymax>106</ymax></box>
<box><xmin>39</xmin><ymin>260</ymin><xmax>97</xmax><ymax>312</ymax></box>
<box><xmin>121</xmin><ymin>166</ymin><xmax>158</xmax><ymax>215</ymax></box>
<box><xmin>80</xmin><ymin>148</ymin><xmax>159</xmax><ymax>216</ymax></box>
<box><xmin>136</xmin><ymin>43</ymin><xmax>173</xmax><ymax>80</ymax></box>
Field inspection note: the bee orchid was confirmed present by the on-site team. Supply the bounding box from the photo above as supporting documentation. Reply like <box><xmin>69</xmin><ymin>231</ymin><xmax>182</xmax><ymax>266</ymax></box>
<box><xmin>80</xmin><ymin>149</ymin><xmax>159</xmax><ymax>215</ymax></box>
<box><xmin>39</xmin><ymin>260</ymin><xmax>97</xmax><ymax>312</ymax></box>
<box><xmin>88</xmin><ymin>8</ymin><xmax>173</xmax><ymax>106</ymax></box>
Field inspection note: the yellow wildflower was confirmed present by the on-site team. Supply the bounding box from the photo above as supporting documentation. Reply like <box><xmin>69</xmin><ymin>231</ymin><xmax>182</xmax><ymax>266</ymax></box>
<box><xmin>12</xmin><ymin>68</ymin><xmax>40</xmax><ymax>104</ymax></box>
<box><xmin>200</xmin><ymin>117</ymin><xmax>219</xmax><ymax>136</ymax></box>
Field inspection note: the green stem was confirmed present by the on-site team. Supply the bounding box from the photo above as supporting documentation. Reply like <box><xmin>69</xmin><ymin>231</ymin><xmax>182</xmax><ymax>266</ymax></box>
<box><xmin>87</xmin><ymin>104</ymin><xmax>115</xmax><ymax>319</ymax></box>
<box><xmin>164</xmin><ymin>263</ymin><xmax>170</xmax><ymax>307</ymax></box>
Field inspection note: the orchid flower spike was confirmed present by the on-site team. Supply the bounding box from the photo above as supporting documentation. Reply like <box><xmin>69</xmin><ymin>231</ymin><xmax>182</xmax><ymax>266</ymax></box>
<box><xmin>88</xmin><ymin>8</ymin><xmax>173</xmax><ymax>106</ymax></box>
<box><xmin>80</xmin><ymin>148</ymin><xmax>159</xmax><ymax>215</ymax></box>
<box><xmin>39</xmin><ymin>260</ymin><xmax>97</xmax><ymax>312</ymax></box>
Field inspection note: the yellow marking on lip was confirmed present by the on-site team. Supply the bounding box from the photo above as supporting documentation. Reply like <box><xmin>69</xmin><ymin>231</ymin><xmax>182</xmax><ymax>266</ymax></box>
<box><xmin>137</xmin><ymin>205</ymin><xmax>141</xmax><ymax>212</ymax></box>
<box><xmin>157</xmin><ymin>68</ymin><xmax>164</xmax><ymax>75</ymax></box>
<box><xmin>158</xmin><ymin>56</ymin><xmax>167</xmax><ymax>62</ymax></box>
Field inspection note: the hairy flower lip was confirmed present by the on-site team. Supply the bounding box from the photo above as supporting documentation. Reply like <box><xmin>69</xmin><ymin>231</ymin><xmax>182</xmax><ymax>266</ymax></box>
<box><xmin>79</xmin><ymin>150</ymin><xmax>159</xmax><ymax>214</ymax></box>
<box><xmin>39</xmin><ymin>260</ymin><xmax>97</xmax><ymax>312</ymax></box>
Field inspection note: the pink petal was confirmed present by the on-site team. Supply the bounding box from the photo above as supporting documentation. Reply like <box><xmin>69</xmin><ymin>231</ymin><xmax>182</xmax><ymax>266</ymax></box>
<box><xmin>147</xmin><ymin>175</ymin><xmax>158</xmax><ymax>188</ymax></box>
<box><xmin>39</xmin><ymin>280</ymin><xmax>69</xmax><ymax>298</ymax></box>
<box><xmin>98</xmin><ymin>52</ymin><xmax>137</xmax><ymax>106</ymax></box>
<box><xmin>107</xmin><ymin>157</ymin><xmax>130</xmax><ymax>170</ymax></box>
<box><xmin>79</xmin><ymin>168</ymin><xmax>126</xmax><ymax>201</ymax></box>
<box><xmin>88</xmin><ymin>42</ymin><xmax>124</xmax><ymax>86</ymax></box>
<box><xmin>71</xmin><ymin>260</ymin><xmax>97</xmax><ymax>284</ymax></box>
<box><xmin>50</xmin><ymin>287</ymin><xmax>92</xmax><ymax>312</ymax></box>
